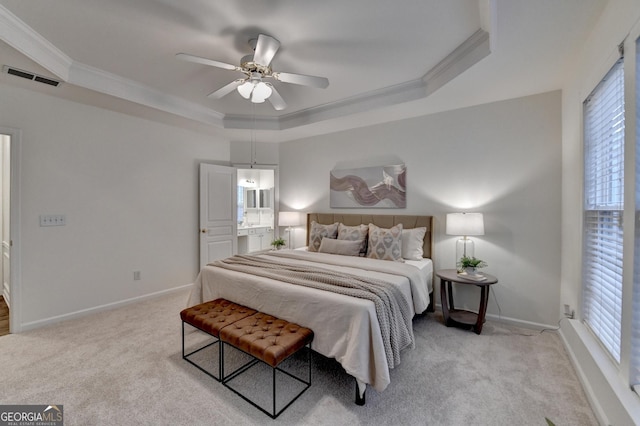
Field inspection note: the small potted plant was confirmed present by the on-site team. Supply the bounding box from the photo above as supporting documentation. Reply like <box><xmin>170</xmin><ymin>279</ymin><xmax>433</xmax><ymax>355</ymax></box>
<box><xmin>271</xmin><ymin>237</ymin><xmax>286</xmax><ymax>250</ymax></box>
<box><xmin>458</xmin><ymin>256</ymin><xmax>488</xmax><ymax>275</ymax></box>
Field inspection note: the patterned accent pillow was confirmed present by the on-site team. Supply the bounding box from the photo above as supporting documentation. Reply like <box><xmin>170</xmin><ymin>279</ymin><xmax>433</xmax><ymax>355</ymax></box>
<box><xmin>366</xmin><ymin>223</ymin><xmax>403</xmax><ymax>261</ymax></box>
<box><xmin>337</xmin><ymin>223</ymin><xmax>368</xmax><ymax>255</ymax></box>
<box><xmin>308</xmin><ymin>221</ymin><xmax>338</xmax><ymax>252</ymax></box>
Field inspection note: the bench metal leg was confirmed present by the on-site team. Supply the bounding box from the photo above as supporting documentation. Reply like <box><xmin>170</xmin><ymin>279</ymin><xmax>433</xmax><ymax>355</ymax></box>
<box><xmin>181</xmin><ymin>321</ymin><xmax>223</xmax><ymax>382</ymax></box>
<box><xmin>222</xmin><ymin>341</ymin><xmax>313</xmax><ymax>419</ymax></box>
<box><xmin>355</xmin><ymin>381</ymin><xmax>366</xmax><ymax>406</ymax></box>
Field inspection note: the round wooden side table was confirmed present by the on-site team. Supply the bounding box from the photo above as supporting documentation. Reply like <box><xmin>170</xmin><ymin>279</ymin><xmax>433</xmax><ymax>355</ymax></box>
<box><xmin>436</xmin><ymin>269</ymin><xmax>498</xmax><ymax>335</ymax></box>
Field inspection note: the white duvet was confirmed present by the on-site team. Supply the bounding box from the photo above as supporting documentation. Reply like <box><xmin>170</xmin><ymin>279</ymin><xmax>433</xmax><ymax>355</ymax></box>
<box><xmin>187</xmin><ymin>250</ymin><xmax>432</xmax><ymax>393</ymax></box>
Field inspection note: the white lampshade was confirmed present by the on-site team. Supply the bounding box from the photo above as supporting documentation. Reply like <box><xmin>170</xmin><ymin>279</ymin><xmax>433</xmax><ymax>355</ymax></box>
<box><xmin>237</xmin><ymin>72</ymin><xmax>273</xmax><ymax>104</ymax></box>
<box><xmin>237</xmin><ymin>81</ymin><xmax>254</xmax><ymax>99</ymax></box>
<box><xmin>278</xmin><ymin>211</ymin><xmax>301</xmax><ymax>227</ymax></box>
<box><xmin>251</xmin><ymin>82</ymin><xmax>272</xmax><ymax>103</ymax></box>
<box><xmin>446</xmin><ymin>212</ymin><xmax>485</xmax><ymax>271</ymax></box>
<box><xmin>446</xmin><ymin>213</ymin><xmax>485</xmax><ymax>236</ymax></box>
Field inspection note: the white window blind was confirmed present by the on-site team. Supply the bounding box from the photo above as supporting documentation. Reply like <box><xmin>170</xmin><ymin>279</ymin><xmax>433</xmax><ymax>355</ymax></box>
<box><xmin>632</xmin><ymin>37</ymin><xmax>640</xmax><ymax>391</ymax></box>
<box><xmin>583</xmin><ymin>58</ymin><xmax>625</xmax><ymax>363</ymax></box>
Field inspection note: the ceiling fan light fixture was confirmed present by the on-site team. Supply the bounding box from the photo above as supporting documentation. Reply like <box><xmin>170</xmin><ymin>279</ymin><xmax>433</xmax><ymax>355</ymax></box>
<box><xmin>252</xmin><ymin>82</ymin><xmax>272</xmax><ymax>103</ymax></box>
<box><xmin>178</xmin><ymin>34</ymin><xmax>328</xmax><ymax>110</ymax></box>
<box><xmin>237</xmin><ymin>81</ymin><xmax>254</xmax><ymax>99</ymax></box>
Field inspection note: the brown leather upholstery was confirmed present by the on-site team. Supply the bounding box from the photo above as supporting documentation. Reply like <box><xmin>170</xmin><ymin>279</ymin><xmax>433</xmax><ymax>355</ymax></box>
<box><xmin>220</xmin><ymin>312</ymin><xmax>314</xmax><ymax>368</ymax></box>
<box><xmin>180</xmin><ymin>299</ymin><xmax>257</xmax><ymax>337</ymax></box>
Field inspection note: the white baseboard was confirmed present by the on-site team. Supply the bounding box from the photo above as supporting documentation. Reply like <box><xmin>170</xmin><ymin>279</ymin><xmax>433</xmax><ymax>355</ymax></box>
<box><xmin>432</xmin><ymin>303</ymin><xmax>557</xmax><ymax>331</ymax></box>
<box><xmin>484</xmin><ymin>312</ymin><xmax>557</xmax><ymax>331</ymax></box>
<box><xmin>20</xmin><ymin>284</ymin><xmax>193</xmax><ymax>332</ymax></box>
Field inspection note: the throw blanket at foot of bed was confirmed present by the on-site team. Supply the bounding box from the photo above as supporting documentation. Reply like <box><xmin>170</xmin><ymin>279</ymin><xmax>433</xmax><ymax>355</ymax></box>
<box><xmin>187</xmin><ymin>251</ymin><xmax>424</xmax><ymax>393</ymax></box>
<box><xmin>212</xmin><ymin>254</ymin><xmax>415</xmax><ymax>370</ymax></box>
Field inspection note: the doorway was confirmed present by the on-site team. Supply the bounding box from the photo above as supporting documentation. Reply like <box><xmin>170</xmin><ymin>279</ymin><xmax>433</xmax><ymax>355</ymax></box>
<box><xmin>236</xmin><ymin>168</ymin><xmax>275</xmax><ymax>254</ymax></box>
<box><xmin>0</xmin><ymin>127</ymin><xmax>21</xmax><ymax>335</ymax></box>
<box><xmin>198</xmin><ymin>164</ymin><xmax>277</xmax><ymax>269</ymax></box>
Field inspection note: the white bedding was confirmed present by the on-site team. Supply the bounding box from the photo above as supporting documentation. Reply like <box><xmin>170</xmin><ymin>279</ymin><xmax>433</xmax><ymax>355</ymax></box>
<box><xmin>187</xmin><ymin>249</ymin><xmax>432</xmax><ymax>393</ymax></box>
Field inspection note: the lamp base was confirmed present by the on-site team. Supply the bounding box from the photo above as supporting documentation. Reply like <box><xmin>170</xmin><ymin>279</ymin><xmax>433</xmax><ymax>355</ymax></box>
<box><xmin>287</xmin><ymin>226</ymin><xmax>295</xmax><ymax>249</ymax></box>
<box><xmin>455</xmin><ymin>238</ymin><xmax>475</xmax><ymax>272</ymax></box>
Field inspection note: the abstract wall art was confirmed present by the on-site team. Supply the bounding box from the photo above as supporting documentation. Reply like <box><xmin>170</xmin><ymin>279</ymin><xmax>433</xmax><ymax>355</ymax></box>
<box><xmin>330</xmin><ymin>164</ymin><xmax>406</xmax><ymax>208</ymax></box>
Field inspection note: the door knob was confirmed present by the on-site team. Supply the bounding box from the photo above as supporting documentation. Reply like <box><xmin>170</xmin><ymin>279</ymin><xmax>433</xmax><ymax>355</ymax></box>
<box><xmin>201</xmin><ymin>229</ymin><xmax>207</xmax><ymax>234</ymax></box>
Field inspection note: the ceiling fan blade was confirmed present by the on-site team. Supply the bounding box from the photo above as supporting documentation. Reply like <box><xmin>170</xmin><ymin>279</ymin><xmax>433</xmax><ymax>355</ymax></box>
<box><xmin>207</xmin><ymin>79</ymin><xmax>246</xmax><ymax>99</ymax></box>
<box><xmin>273</xmin><ymin>72</ymin><xmax>329</xmax><ymax>89</ymax></box>
<box><xmin>266</xmin><ymin>85</ymin><xmax>287</xmax><ymax>111</ymax></box>
<box><xmin>176</xmin><ymin>53</ymin><xmax>240</xmax><ymax>71</ymax></box>
<box><xmin>252</xmin><ymin>34</ymin><xmax>280</xmax><ymax>67</ymax></box>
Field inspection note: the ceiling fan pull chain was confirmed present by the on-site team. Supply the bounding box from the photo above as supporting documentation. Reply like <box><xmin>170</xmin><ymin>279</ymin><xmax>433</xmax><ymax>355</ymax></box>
<box><xmin>251</xmin><ymin>103</ymin><xmax>256</xmax><ymax>166</ymax></box>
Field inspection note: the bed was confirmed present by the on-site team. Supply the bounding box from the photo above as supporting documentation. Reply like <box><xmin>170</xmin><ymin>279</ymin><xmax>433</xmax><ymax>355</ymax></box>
<box><xmin>187</xmin><ymin>213</ymin><xmax>434</xmax><ymax>403</ymax></box>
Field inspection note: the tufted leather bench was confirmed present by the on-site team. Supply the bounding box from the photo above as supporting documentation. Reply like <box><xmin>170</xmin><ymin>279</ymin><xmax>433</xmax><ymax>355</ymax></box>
<box><xmin>180</xmin><ymin>298</ymin><xmax>257</xmax><ymax>381</ymax></box>
<box><xmin>220</xmin><ymin>312</ymin><xmax>314</xmax><ymax>367</ymax></box>
<box><xmin>181</xmin><ymin>299</ymin><xmax>314</xmax><ymax>418</ymax></box>
<box><xmin>220</xmin><ymin>311</ymin><xmax>314</xmax><ymax>418</ymax></box>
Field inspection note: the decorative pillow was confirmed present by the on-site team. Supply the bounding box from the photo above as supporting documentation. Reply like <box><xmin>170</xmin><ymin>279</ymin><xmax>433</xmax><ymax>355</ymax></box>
<box><xmin>308</xmin><ymin>221</ymin><xmax>338</xmax><ymax>252</ymax></box>
<box><xmin>318</xmin><ymin>238</ymin><xmax>362</xmax><ymax>256</ymax></box>
<box><xmin>366</xmin><ymin>223</ymin><xmax>403</xmax><ymax>261</ymax></box>
<box><xmin>401</xmin><ymin>227</ymin><xmax>427</xmax><ymax>260</ymax></box>
<box><xmin>337</xmin><ymin>223</ymin><xmax>368</xmax><ymax>255</ymax></box>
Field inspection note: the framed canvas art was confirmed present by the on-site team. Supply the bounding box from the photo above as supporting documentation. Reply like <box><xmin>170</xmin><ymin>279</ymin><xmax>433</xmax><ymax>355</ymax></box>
<box><xmin>330</xmin><ymin>164</ymin><xmax>406</xmax><ymax>208</ymax></box>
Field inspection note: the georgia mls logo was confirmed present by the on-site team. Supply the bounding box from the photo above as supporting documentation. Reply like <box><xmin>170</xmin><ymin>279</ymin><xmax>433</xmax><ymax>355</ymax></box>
<box><xmin>0</xmin><ymin>404</ymin><xmax>63</xmax><ymax>426</ymax></box>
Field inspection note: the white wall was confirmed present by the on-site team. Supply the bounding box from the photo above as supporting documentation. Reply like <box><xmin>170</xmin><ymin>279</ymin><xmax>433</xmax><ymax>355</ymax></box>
<box><xmin>279</xmin><ymin>91</ymin><xmax>562</xmax><ymax>327</ymax></box>
<box><xmin>0</xmin><ymin>84</ymin><xmax>230</xmax><ymax>328</ymax></box>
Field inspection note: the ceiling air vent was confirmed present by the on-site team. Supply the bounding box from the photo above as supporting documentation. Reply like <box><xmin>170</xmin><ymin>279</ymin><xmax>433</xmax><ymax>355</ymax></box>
<box><xmin>2</xmin><ymin>65</ymin><xmax>61</xmax><ymax>87</ymax></box>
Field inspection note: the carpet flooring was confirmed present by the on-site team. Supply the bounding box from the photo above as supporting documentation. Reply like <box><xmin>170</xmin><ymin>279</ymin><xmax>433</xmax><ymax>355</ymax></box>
<box><xmin>0</xmin><ymin>289</ymin><xmax>597</xmax><ymax>425</ymax></box>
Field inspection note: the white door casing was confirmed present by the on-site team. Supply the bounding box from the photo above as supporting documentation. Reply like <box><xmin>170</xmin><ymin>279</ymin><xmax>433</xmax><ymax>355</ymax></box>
<box><xmin>0</xmin><ymin>127</ymin><xmax>21</xmax><ymax>333</ymax></box>
<box><xmin>199</xmin><ymin>164</ymin><xmax>237</xmax><ymax>269</ymax></box>
<box><xmin>1</xmin><ymin>135</ymin><xmax>10</xmax><ymax>308</ymax></box>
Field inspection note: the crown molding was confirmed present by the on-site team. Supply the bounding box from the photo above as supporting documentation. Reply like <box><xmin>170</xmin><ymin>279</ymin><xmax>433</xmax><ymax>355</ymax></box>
<box><xmin>422</xmin><ymin>29</ymin><xmax>490</xmax><ymax>97</ymax></box>
<box><xmin>0</xmin><ymin>4</ymin><xmax>491</xmax><ymax>133</ymax></box>
<box><xmin>278</xmin><ymin>78</ymin><xmax>427</xmax><ymax>130</ymax></box>
<box><xmin>234</xmin><ymin>29</ymin><xmax>491</xmax><ymax>130</ymax></box>
<box><xmin>223</xmin><ymin>114</ymin><xmax>280</xmax><ymax>130</ymax></box>
<box><xmin>230</xmin><ymin>29</ymin><xmax>490</xmax><ymax>131</ymax></box>
<box><xmin>0</xmin><ymin>4</ymin><xmax>72</xmax><ymax>80</ymax></box>
<box><xmin>68</xmin><ymin>62</ymin><xmax>225</xmax><ymax>127</ymax></box>
<box><xmin>0</xmin><ymin>5</ymin><xmax>224</xmax><ymax>127</ymax></box>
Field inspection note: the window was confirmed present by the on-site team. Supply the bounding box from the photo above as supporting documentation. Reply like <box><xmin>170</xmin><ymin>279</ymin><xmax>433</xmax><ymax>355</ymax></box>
<box><xmin>632</xmin><ymin>37</ymin><xmax>640</xmax><ymax>391</ymax></box>
<box><xmin>583</xmin><ymin>58</ymin><xmax>625</xmax><ymax>363</ymax></box>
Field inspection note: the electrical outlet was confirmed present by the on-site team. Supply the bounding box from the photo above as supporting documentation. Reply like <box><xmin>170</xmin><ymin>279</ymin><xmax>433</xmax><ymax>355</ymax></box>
<box><xmin>564</xmin><ymin>304</ymin><xmax>574</xmax><ymax>319</ymax></box>
<box><xmin>133</xmin><ymin>271</ymin><xmax>141</xmax><ymax>281</ymax></box>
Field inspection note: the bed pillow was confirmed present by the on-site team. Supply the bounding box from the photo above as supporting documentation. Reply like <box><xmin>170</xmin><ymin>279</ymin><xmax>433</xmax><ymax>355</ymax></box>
<box><xmin>318</xmin><ymin>238</ymin><xmax>362</xmax><ymax>256</ymax></box>
<box><xmin>366</xmin><ymin>223</ymin><xmax>403</xmax><ymax>261</ymax></box>
<box><xmin>308</xmin><ymin>221</ymin><xmax>339</xmax><ymax>252</ymax></box>
<box><xmin>401</xmin><ymin>227</ymin><xmax>427</xmax><ymax>260</ymax></box>
<box><xmin>337</xmin><ymin>223</ymin><xmax>368</xmax><ymax>255</ymax></box>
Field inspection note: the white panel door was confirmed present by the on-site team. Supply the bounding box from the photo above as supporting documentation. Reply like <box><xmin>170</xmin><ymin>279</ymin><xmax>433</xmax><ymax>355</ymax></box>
<box><xmin>200</xmin><ymin>164</ymin><xmax>237</xmax><ymax>269</ymax></box>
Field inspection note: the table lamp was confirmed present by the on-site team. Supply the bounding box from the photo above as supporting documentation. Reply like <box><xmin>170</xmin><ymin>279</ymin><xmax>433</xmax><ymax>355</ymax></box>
<box><xmin>446</xmin><ymin>212</ymin><xmax>485</xmax><ymax>270</ymax></box>
<box><xmin>278</xmin><ymin>211</ymin><xmax>302</xmax><ymax>249</ymax></box>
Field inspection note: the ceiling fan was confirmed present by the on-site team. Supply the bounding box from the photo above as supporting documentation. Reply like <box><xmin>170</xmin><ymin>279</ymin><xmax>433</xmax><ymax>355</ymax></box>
<box><xmin>176</xmin><ymin>34</ymin><xmax>329</xmax><ymax>111</ymax></box>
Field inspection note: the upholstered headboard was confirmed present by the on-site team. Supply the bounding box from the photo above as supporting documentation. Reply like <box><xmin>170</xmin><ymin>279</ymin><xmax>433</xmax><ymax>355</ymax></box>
<box><xmin>306</xmin><ymin>213</ymin><xmax>434</xmax><ymax>259</ymax></box>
